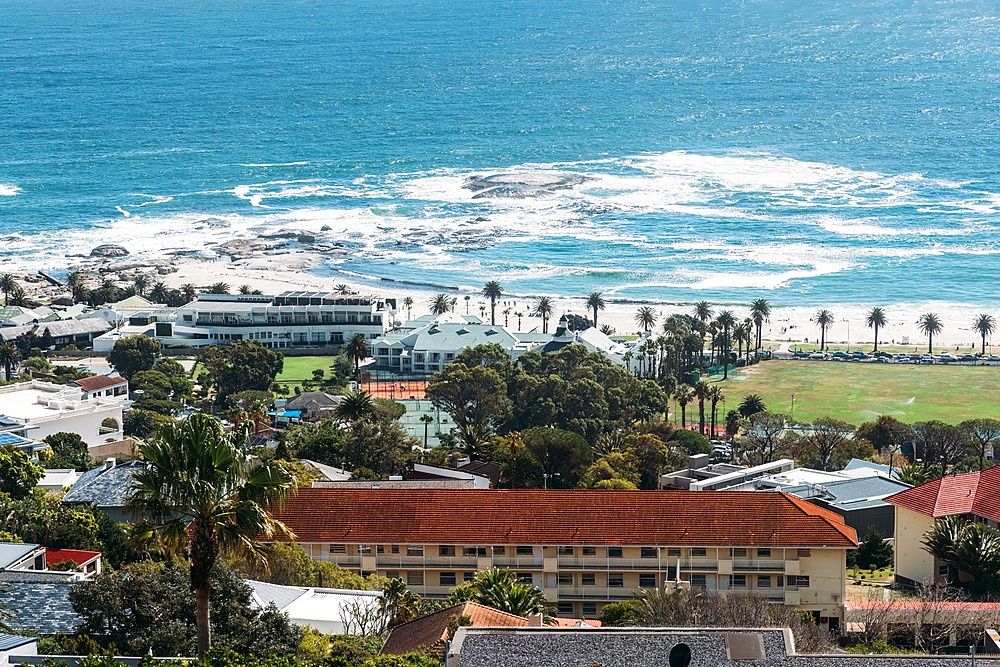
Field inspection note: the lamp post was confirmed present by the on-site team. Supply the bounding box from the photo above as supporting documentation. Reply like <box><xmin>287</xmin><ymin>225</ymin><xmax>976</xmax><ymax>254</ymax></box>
<box><xmin>543</xmin><ymin>472</ymin><xmax>561</xmax><ymax>489</ymax></box>
<box><xmin>790</xmin><ymin>393</ymin><xmax>795</xmax><ymax>422</ymax></box>
<box><xmin>842</xmin><ymin>318</ymin><xmax>850</xmax><ymax>348</ymax></box>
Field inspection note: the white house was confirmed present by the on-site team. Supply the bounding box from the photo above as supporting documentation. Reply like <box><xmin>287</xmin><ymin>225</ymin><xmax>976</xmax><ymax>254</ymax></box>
<box><xmin>248</xmin><ymin>580</ymin><xmax>383</xmax><ymax>634</ymax></box>
<box><xmin>0</xmin><ymin>380</ymin><xmax>124</xmax><ymax>447</ymax></box>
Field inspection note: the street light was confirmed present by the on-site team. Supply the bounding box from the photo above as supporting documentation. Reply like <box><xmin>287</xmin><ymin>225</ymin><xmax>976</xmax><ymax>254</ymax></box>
<box><xmin>543</xmin><ymin>472</ymin><xmax>561</xmax><ymax>489</ymax></box>
<box><xmin>842</xmin><ymin>318</ymin><xmax>850</xmax><ymax>348</ymax></box>
<box><xmin>790</xmin><ymin>393</ymin><xmax>795</xmax><ymax>422</ymax></box>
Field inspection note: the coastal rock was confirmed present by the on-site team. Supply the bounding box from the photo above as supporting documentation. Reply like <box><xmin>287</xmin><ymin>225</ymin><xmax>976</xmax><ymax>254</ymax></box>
<box><xmin>297</xmin><ymin>234</ymin><xmax>316</xmax><ymax>243</ymax></box>
<box><xmin>214</xmin><ymin>238</ymin><xmax>273</xmax><ymax>259</ymax></box>
<box><xmin>90</xmin><ymin>244</ymin><xmax>129</xmax><ymax>258</ymax></box>
<box><xmin>320</xmin><ymin>225</ymin><xmax>332</xmax><ymax>231</ymax></box>
<box><xmin>464</xmin><ymin>173</ymin><xmax>589</xmax><ymax>199</ymax></box>
<box><xmin>259</xmin><ymin>228</ymin><xmax>309</xmax><ymax>239</ymax></box>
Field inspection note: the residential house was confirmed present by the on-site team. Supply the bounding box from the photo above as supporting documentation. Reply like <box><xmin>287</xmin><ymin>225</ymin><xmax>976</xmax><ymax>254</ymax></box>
<box><xmin>0</xmin><ymin>581</ymin><xmax>81</xmax><ymax>635</ymax></box>
<box><xmin>92</xmin><ymin>291</ymin><xmax>395</xmax><ymax>352</ymax></box>
<box><xmin>381</xmin><ymin>602</ymin><xmax>528</xmax><ymax>658</ymax></box>
<box><xmin>272</xmin><ymin>489</ymin><xmax>857</xmax><ymax>630</ymax></box>
<box><xmin>248</xmin><ymin>580</ymin><xmax>382</xmax><ymax>634</ymax></box>
<box><xmin>72</xmin><ymin>375</ymin><xmax>128</xmax><ymax>401</ymax></box>
<box><xmin>0</xmin><ymin>542</ymin><xmax>100</xmax><ymax>581</ymax></box>
<box><xmin>0</xmin><ymin>380</ymin><xmax>124</xmax><ymax>447</ymax></box>
<box><xmin>0</xmin><ymin>544</ymin><xmax>46</xmax><ymax>574</ymax></box>
<box><xmin>44</xmin><ymin>548</ymin><xmax>102</xmax><ymax>578</ymax></box>
<box><xmin>62</xmin><ymin>459</ymin><xmax>144</xmax><ymax>522</ymax></box>
<box><xmin>279</xmin><ymin>392</ymin><xmax>343</xmax><ymax>422</ymax></box>
<box><xmin>0</xmin><ymin>420</ymin><xmax>46</xmax><ymax>459</ymax></box>
<box><xmin>0</xmin><ymin>319</ymin><xmax>111</xmax><ymax>347</ymax></box>
<box><xmin>36</xmin><ymin>468</ymin><xmax>81</xmax><ymax>492</ymax></box>
<box><xmin>0</xmin><ymin>635</ymin><xmax>37</xmax><ymax>667</ymax></box>
<box><xmin>885</xmin><ymin>466</ymin><xmax>1000</xmax><ymax>587</ymax></box>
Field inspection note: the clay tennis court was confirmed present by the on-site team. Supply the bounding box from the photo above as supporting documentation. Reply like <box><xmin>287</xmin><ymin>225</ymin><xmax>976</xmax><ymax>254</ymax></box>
<box><xmin>363</xmin><ymin>377</ymin><xmax>429</xmax><ymax>400</ymax></box>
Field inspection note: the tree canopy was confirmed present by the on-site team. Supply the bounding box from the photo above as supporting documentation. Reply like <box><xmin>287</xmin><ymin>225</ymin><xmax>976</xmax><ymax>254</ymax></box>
<box><xmin>108</xmin><ymin>335</ymin><xmax>161</xmax><ymax>381</ymax></box>
<box><xmin>200</xmin><ymin>341</ymin><xmax>284</xmax><ymax>406</ymax></box>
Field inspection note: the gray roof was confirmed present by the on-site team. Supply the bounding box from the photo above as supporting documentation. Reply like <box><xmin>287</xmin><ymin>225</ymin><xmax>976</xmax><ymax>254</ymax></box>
<box><xmin>248</xmin><ymin>580</ymin><xmax>309</xmax><ymax>611</ymax></box>
<box><xmin>285</xmin><ymin>392</ymin><xmax>343</xmax><ymax>411</ymax></box>
<box><xmin>0</xmin><ymin>581</ymin><xmax>81</xmax><ymax>635</ymax></box>
<box><xmin>452</xmin><ymin>627</ymin><xmax>1000</xmax><ymax>667</ymax></box>
<box><xmin>779</xmin><ymin>476</ymin><xmax>912</xmax><ymax>512</ymax></box>
<box><xmin>0</xmin><ymin>543</ymin><xmax>41</xmax><ymax>570</ymax></box>
<box><xmin>0</xmin><ymin>634</ymin><xmax>37</xmax><ymax>651</ymax></box>
<box><xmin>377</xmin><ymin>321</ymin><xmax>518</xmax><ymax>352</ymax></box>
<box><xmin>0</xmin><ymin>318</ymin><xmax>110</xmax><ymax>341</ymax></box>
<box><xmin>62</xmin><ymin>460</ymin><xmax>145</xmax><ymax>509</ymax></box>
<box><xmin>844</xmin><ymin>458</ymin><xmax>897</xmax><ymax>478</ymax></box>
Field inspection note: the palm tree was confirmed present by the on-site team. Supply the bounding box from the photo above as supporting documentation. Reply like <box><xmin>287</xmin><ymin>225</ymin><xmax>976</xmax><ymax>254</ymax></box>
<box><xmin>334</xmin><ymin>284</ymin><xmax>352</xmax><ymax>295</ymax></box>
<box><xmin>635</xmin><ymin>306</ymin><xmax>657</xmax><ymax>332</ymax></box>
<box><xmin>502</xmin><ymin>308</ymin><xmax>511</xmax><ymax>327</ymax></box>
<box><xmin>457</xmin><ymin>568</ymin><xmax>548</xmax><ymax>618</ymax></box>
<box><xmin>749</xmin><ymin>299</ymin><xmax>771</xmax><ymax>351</ymax></box>
<box><xmin>207</xmin><ymin>282</ymin><xmax>230</xmax><ymax>295</ymax></box>
<box><xmin>866</xmin><ymin>307</ymin><xmax>887</xmax><ymax>353</ymax></box>
<box><xmin>738</xmin><ymin>393</ymin><xmax>766</xmax><ymax>418</ymax></box>
<box><xmin>973</xmin><ymin>314</ymin><xmax>995</xmax><ymax>356</ymax></box>
<box><xmin>238</xmin><ymin>284</ymin><xmax>252</xmax><ymax>295</ymax></box>
<box><xmin>586</xmin><ymin>292</ymin><xmax>606</xmax><ymax>327</ymax></box>
<box><xmin>464</xmin><ymin>295</ymin><xmax>471</xmax><ymax>314</ymax></box>
<box><xmin>402</xmin><ymin>296</ymin><xmax>413</xmax><ymax>321</ymax></box>
<box><xmin>693</xmin><ymin>381</ymin><xmax>710</xmax><ymax>435</ymax></box>
<box><xmin>180</xmin><ymin>283</ymin><xmax>198</xmax><ymax>303</ymax></box>
<box><xmin>420</xmin><ymin>413</ymin><xmax>434</xmax><ymax>448</ymax></box>
<box><xmin>692</xmin><ymin>301</ymin><xmax>713</xmax><ymax>326</ymax></box>
<box><xmin>0</xmin><ymin>274</ymin><xmax>15</xmax><ymax>307</ymax></box>
<box><xmin>149</xmin><ymin>282</ymin><xmax>170</xmax><ymax>303</ymax></box>
<box><xmin>334</xmin><ymin>389</ymin><xmax>375</xmax><ymax>422</ymax></box>
<box><xmin>917</xmin><ymin>312</ymin><xmax>943</xmax><ymax>353</ymax></box>
<box><xmin>380</xmin><ymin>578</ymin><xmax>420</xmax><ymax>628</ymax></box>
<box><xmin>0</xmin><ymin>342</ymin><xmax>18</xmax><ymax>381</ymax></box>
<box><xmin>515</xmin><ymin>311</ymin><xmax>523</xmax><ymax>330</ymax></box>
<box><xmin>811</xmin><ymin>309</ymin><xmax>834</xmax><ymax>351</ymax></box>
<box><xmin>429</xmin><ymin>293</ymin><xmax>453</xmax><ymax>315</ymax></box>
<box><xmin>708</xmin><ymin>385</ymin><xmax>724</xmax><ymax>438</ymax></box>
<box><xmin>532</xmin><ymin>296</ymin><xmax>554</xmax><ymax>334</ymax></box>
<box><xmin>482</xmin><ymin>281</ymin><xmax>504</xmax><ymax>325</ymax></box>
<box><xmin>675</xmin><ymin>384</ymin><xmax>694</xmax><ymax>428</ymax></box>
<box><xmin>6</xmin><ymin>286</ymin><xmax>27</xmax><ymax>307</ymax></box>
<box><xmin>126</xmin><ymin>414</ymin><xmax>294</xmax><ymax>657</ymax></box>
<box><xmin>66</xmin><ymin>271</ymin><xmax>89</xmax><ymax>304</ymax></box>
<box><xmin>344</xmin><ymin>333</ymin><xmax>372</xmax><ymax>380</ymax></box>
<box><xmin>715</xmin><ymin>310</ymin><xmax>736</xmax><ymax>380</ymax></box>
<box><xmin>132</xmin><ymin>274</ymin><xmax>149</xmax><ymax>297</ymax></box>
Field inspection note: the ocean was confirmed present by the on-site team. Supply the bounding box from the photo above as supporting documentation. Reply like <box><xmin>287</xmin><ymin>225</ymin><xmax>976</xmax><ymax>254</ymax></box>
<box><xmin>1</xmin><ymin>0</ymin><xmax>999</xmax><ymax>311</ymax></box>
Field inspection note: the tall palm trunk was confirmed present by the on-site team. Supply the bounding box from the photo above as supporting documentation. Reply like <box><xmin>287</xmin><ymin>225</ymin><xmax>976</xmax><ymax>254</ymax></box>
<box><xmin>873</xmin><ymin>324</ymin><xmax>880</xmax><ymax>352</ymax></box>
<box><xmin>710</xmin><ymin>399</ymin><xmax>718</xmax><ymax>437</ymax></box>
<box><xmin>983</xmin><ymin>332</ymin><xmax>988</xmax><ymax>356</ymax></box>
<box><xmin>191</xmin><ymin>521</ymin><xmax>218</xmax><ymax>658</ymax></box>
<box><xmin>820</xmin><ymin>326</ymin><xmax>826</xmax><ymax>351</ymax></box>
<box><xmin>698</xmin><ymin>398</ymin><xmax>706</xmax><ymax>435</ymax></box>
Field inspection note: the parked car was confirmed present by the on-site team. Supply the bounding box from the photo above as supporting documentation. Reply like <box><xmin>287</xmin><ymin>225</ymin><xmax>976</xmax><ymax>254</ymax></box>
<box><xmin>808</xmin><ymin>352</ymin><xmax>827</xmax><ymax>360</ymax></box>
<box><xmin>851</xmin><ymin>350</ymin><xmax>869</xmax><ymax>359</ymax></box>
<box><xmin>875</xmin><ymin>356</ymin><xmax>890</xmax><ymax>364</ymax></box>
<box><xmin>919</xmin><ymin>354</ymin><xmax>936</xmax><ymax>364</ymax></box>
<box><xmin>873</xmin><ymin>351</ymin><xmax>893</xmax><ymax>359</ymax></box>
<box><xmin>895</xmin><ymin>354</ymin><xmax>911</xmax><ymax>364</ymax></box>
<box><xmin>793</xmin><ymin>350</ymin><xmax>809</xmax><ymax>358</ymax></box>
<box><xmin>961</xmin><ymin>354</ymin><xmax>978</xmax><ymax>362</ymax></box>
<box><xmin>939</xmin><ymin>353</ymin><xmax>958</xmax><ymax>363</ymax></box>
<box><xmin>832</xmin><ymin>351</ymin><xmax>849</xmax><ymax>361</ymax></box>
<box><xmin>990</xmin><ymin>355</ymin><xmax>1000</xmax><ymax>362</ymax></box>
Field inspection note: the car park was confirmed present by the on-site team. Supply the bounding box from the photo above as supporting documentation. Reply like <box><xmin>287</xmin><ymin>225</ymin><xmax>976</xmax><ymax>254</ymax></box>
<box><xmin>939</xmin><ymin>353</ymin><xmax>958</xmax><ymax>363</ymax></box>
<box><xmin>793</xmin><ymin>350</ymin><xmax>809</xmax><ymax>358</ymax></box>
<box><xmin>851</xmin><ymin>350</ymin><xmax>869</xmax><ymax>360</ymax></box>
<box><xmin>808</xmin><ymin>352</ymin><xmax>827</xmax><ymax>360</ymax></box>
<box><xmin>961</xmin><ymin>354</ymin><xmax>978</xmax><ymax>362</ymax></box>
<box><xmin>919</xmin><ymin>354</ymin><xmax>936</xmax><ymax>364</ymax></box>
<box><xmin>895</xmin><ymin>354</ymin><xmax>911</xmax><ymax>363</ymax></box>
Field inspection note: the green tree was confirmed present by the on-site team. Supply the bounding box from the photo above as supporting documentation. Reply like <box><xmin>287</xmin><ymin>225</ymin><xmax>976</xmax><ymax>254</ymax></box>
<box><xmin>532</xmin><ymin>296</ymin><xmax>554</xmax><ymax>333</ymax></box>
<box><xmin>973</xmin><ymin>314</ymin><xmax>996</xmax><ymax>356</ymax></box>
<box><xmin>0</xmin><ymin>341</ymin><xmax>18</xmax><ymax>381</ymax></box>
<box><xmin>132</xmin><ymin>274</ymin><xmax>149</xmax><ymax>297</ymax></box>
<box><xmin>108</xmin><ymin>335</ymin><xmax>161</xmax><ymax>381</ymax></box>
<box><xmin>585</xmin><ymin>291</ymin><xmax>606</xmax><ymax>328</ymax></box>
<box><xmin>923</xmin><ymin>516</ymin><xmax>1000</xmax><ymax>595</ymax></box>
<box><xmin>692</xmin><ymin>301</ymin><xmax>713</xmax><ymax>326</ymax></box>
<box><xmin>737</xmin><ymin>393</ymin><xmax>766</xmax><ymax>418</ymax></box>
<box><xmin>334</xmin><ymin>389</ymin><xmax>376</xmax><ymax>423</ymax></box>
<box><xmin>918</xmin><ymin>312</ymin><xmax>943</xmax><ymax>353</ymax></box>
<box><xmin>0</xmin><ymin>273</ymin><xmax>15</xmax><ymax>306</ymax></box>
<box><xmin>959</xmin><ymin>418</ymin><xmax>1000</xmax><ymax>471</ymax></box>
<box><xmin>866</xmin><ymin>307</ymin><xmax>887</xmax><ymax>352</ymax></box>
<box><xmin>855</xmin><ymin>415</ymin><xmax>913</xmax><ymax>454</ymax></box>
<box><xmin>42</xmin><ymin>432</ymin><xmax>94</xmax><ymax>471</ymax></box>
<box><xmin>429</xmin><ymin>293</ymin><xmax>453</xmax><ymax>315</ymax></box>
<box><xmin>481</xmin><ymin>281</ymin><xmax>504</xmax><ymax>325</ymax></box>
<box><xmin>402</xmin><ymin>296</ymin><xmax>413</xmax><ymax>321</ymax></box>
<box><xmin>200</xmin><ymin>340</ymin><xmax>284</xmax><ymax>406</ymax></box>
<box><xmin>520</xmin><ymin>427</ymin><xmax>592</xmax><ymax>488</ymax></box>
<box><xmin>426</xmin><ymin>364</ymin><xmax>510</xmax><ymax>433</ymax></box>
<box><xmin>749</xmin><ymin>298</ymin><xmax>771</xmax><ymax>351</ymax></box>
<box><xmin>126</xmin><ymin>414</ymin><xmax>294</xmax><ymax>657</ymax></box>
<box><xmin>804</xmin><ymin>417</ymin><xmax>856</xmax><ymax>471</ymax></box>
<box><xmin>811</xmin><ymin>309</ymin><xmax>834</xmax><ymax>351</ymax></box>
<box><xmin>281</xmin><ymin>420</ymin><xmax>347</xmax><ymax>467</ymax></box>
<box><xmin>344</xmin><ymin>333</ymin><xmax>372</xmax><ymax>380</ymax></box>
<box><xmin>853</xmin><ymin>526</ymin><xmax>893</xmax><ymax>570</ymax></box>
<box><xmin>599</xmin><ymin>600</ymin><xmax>640</xmax><ymax>626</ymax></box>
<box><xmin>207</xmin><ymin>282</ymin><xmax>230</xmax><ymax>295</ymax></box>
<box><xmin>449</xmin><ymin>568</ymin><xmax>549</xmax><ymax>618</ymax></box>
<box><xmin>635</xmin><ymin>306</ymin><xmax>657</xmax><ymax>332</ymax></box>
<box><xmin>715</xmin><ymin>310</ymin><xmax>736</xmax><ymax>379</ymax></box>
<box><xmin>0</xmin><ymin>446</ymin><xmax>43</xmax><ymax>499</ymax></box>
<box><xmin>580</xmin><ymin>450</ymin><xmax>641</xmax><ymax>489</ymax></box>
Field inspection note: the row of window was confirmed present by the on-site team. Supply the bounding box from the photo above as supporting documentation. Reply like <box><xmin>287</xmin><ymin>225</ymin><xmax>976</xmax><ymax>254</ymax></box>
<box><xmin>333</xmin><ymin>545</ymin><xmax>811</xmax><ymax>558</ymax></box>
<box><xmin>384</xmin><ymin>571</ymin><xmax>811</xmax><ymax>590</ymax></box>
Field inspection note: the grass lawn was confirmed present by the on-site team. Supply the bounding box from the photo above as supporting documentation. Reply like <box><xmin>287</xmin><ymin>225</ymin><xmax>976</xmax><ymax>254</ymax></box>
<box><xmin>718</xmin><ymin>360</ymin><xmax>1000</xmax><ymax>424</ymax></box>
<box><xmin>275</xmin><ymin>356</ymin><xmax>337</xmax><ymax>393</ymax></box>
<box><xmin>847</xmin><ymin>566</ymin><xmax>893</xmax><ymax>583</ymax></box>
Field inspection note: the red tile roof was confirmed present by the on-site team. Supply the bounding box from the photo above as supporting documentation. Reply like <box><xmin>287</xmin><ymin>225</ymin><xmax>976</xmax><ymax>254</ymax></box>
<box><xmin>45</xmin><ymin>548</ymin><xmax>101</xmax><ymax>566</ymax></box>
<box><xmin>885</xmin><ymin>466</ymin><xmax>1000</xmax><ymax>522</ymax></box>
<box><xmin>74</xmin><ymin>375</ymin><xmax>126</xmax><ymax>392</ymax></box>
<box><xmin>380</xmin><ymin>602</ymin><xmax>528</xmax><ymax>656</ymax></box>
<box><xmin>273</xmin><ymin>489</ymin><xmax>857</xmax><ymax>548</ymax></box>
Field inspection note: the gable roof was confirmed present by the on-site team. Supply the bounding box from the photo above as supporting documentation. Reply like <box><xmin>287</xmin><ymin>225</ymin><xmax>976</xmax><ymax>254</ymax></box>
<box><xmin>0</xmin><ymin>543</ymin><xmax>43</xmax><ymax>570</ymax></box>
<box><xmin>0</xmin><ymin>318</ymin><xmax>111</xmax><ymax>342</ymax></box>
<box><xmin>62</xmin><ymin>460</ymin><xmax>145</xmax><ymax>509</ymax></box>
<box><xmin>381</xmin><ymin>602</ymin><xmax>528</xmax><ymax>656</ymax></box>
<box><xmin>0</xmin><ymin>581</ymin><xmax>80</xmax><ymax>635</ymax></box>
<box><xmin>73</xmin><ymin>375</ymin><xmax>126</xmax><ymax>392</ymax></box>
<box><xmin>885</xmin><ymin>466</ymin><xmax>1000</xmax><ymax>522</ymax></box>
<box><xmin>273</xmin><ymin>489</ymin><xmax>857</xmax><ymax>547</ymax></box>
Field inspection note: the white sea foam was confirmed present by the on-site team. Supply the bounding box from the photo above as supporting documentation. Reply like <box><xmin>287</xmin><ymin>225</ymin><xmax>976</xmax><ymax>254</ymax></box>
<box><xmin>115</xmin><ymin>206</ymin><xmax>131</xmax><ymax>218</ymax></box>
<box><xmin>0</xmin><ymin>184</ymin><xmax>20</xmax><ymax>196</ymax></box>
<box><xmin>239</xmin><ymin>162</ymin><xmax>309</xmax><ymax>167</ymax></box>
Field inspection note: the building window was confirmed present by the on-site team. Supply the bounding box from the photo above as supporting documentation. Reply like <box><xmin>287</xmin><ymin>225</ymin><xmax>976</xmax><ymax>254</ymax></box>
<box><xmin>329</xmin><ymin>544</ymin><xmax>346</xmax><ymax>554</ymax></box>
<box><xmin>639</xmin><ymin>574</ymin><xmax>656</xmax><ymax>588</ymax></box>
<box><xmin>797</xmin><ymin>548</ymin><xmax>811</xmax><ymax>558</ymax></box>
<box><xmin>493</xmin><ymin>546</ymin><xmax>506</xmax><ymax>555</ymax></box>
<box><xmin>439</xmin><ymin>572</ymin><xmax>456</xmax><ymax>586</ymax></box>
<box><xmin>794</xmin><ymin>576</ymin><xmax>810</xmax><ymax>587</ymax></box>
<box><xmin>439</xmin><ymin>545</ymin><xmax>455</xmax><ymax>557</ymax></box>
<box><xmin>691</xmin><ymin>548</ymin><xmax>707</xmax><ymax>557</ymax></box>
<box><xmin>730</xmin><ymin>548</ymin><xmax>746</xmax><ymax>557</ymax></box>
<box><xmin>608</xmin><ymin>547</ymin><xmax>623</xmax><ymax>558</ymax></box>
<box><xmin>407</xmin><ymin>572</ymin><xmax>424</xmax><ymax>586</ymax></box>
<box><xmin>777</xmin><ymin>576</ymin><xmax>784</xmax><ymax>587</ymax></box>
<box><xmin>406</xmin><ymin>546</ymin><xmax>423</xmax><ymax>556</ymax></box>
<box><xmin>463</xmin><ymin>547</ymin><xmax>487</xmax><ymax>557</ymax></box>
<box><xmin>690</xmin><ymin>574</ymin><xmax>707</xmax><ymax>588</ymax></box>
<box><xmin>667</xmin><ymin>548</ymin><xmax>681</xmax><ymax>557</ymax></box>
<box><xmin>640</xmin><ymin>547</ymin><xmax>656</xmax><ymax>558</ymax></box>
<box><xmin>730</xmin><ymin>575</ymin><xmax>746</xmax><ymax>588</ymax></box>
<box><xmin>608</xmin><ymin>573</ymin><xmax>624</xmax><ymax>588</ymax></box>
<box><xmin>581</xmin><ymin>574</ymin><xmax>596</xmax><ymax>586</ymax></box>
<box><xmin>464</xmin><ymin>572</ymin><xmax>475</xmax><ymax>582</ymax></box>
<box><xmin>757</xmin><ymin>575</ymin><xmax>771</xmax><ymax>588</ymax></box>
<box><xmin>756</xmin><ymin>548</ymin><xmax>771</xmax><ymax>558</ymax></box>
<box><xmin>558</xmin><ymin>574</ymin><xmax>573</xmax><ymax>586</ymax></box>
<box><xmin>516</xmin><ymin>572</ymin><xmax>533</xmax><ymax>584</ymax></box>
<box><xmin>557</xmin><ymin>602</ymin><xmax>574</xmax><ymax>616</ymax></box>
<box><xmin>515</xmin><ymin>546</ymin><xmax>533</xmax><ymax>556</ymax></box>
<box><xmin>582</xmin><ymin>547</ymin><xmax>597</xmax><ymax>556</ymax></box>
<box><xmin>582</xmin><ymin>603</ymin><xmax>597</xmax><ymax>616</ymax></box>
<box><xmin>390</xmin><ymin>545</ymin><xmax>400</xmax><ymax>554</ymax></box>
<box><xmin>558</xmin><ymin>546</ymin><xmax>574</xmax><ymax>556</ymax></box>
<box><xmin>385</xmin><ymin>571</ymin><xmax>399</xmax><ymax>580</ymax></box>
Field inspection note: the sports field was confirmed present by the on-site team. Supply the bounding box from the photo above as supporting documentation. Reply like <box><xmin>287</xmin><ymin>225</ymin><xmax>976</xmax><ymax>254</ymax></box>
<box><xmin>722</xmin><ymin>360</ymin><xmax>1000</xmax><ymax>424</ymax></box>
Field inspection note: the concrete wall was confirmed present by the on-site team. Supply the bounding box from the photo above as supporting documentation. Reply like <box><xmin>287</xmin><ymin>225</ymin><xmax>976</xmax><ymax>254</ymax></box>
<box><xmin>894</xmin><ymin>506</ymin><xmax>936</xmax><ymax>586</ymax></box>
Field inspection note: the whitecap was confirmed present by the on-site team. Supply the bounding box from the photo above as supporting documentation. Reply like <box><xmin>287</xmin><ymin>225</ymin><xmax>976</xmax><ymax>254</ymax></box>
<box><xmin>0</xmin><ymin>184</ymin><xmax>20</xmax><ymax>196</ymax></box>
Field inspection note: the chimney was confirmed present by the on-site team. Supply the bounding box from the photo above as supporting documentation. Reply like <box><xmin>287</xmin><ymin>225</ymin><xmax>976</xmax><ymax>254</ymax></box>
<box><xmin>527</xmin><ymin>613</ymin><xmax>544</xmax><ymax>627</ymax></box>
<box><xmin>104</xmin><ymin>458</ymin><xmax>116</xmax><ymax>470</ymax></box>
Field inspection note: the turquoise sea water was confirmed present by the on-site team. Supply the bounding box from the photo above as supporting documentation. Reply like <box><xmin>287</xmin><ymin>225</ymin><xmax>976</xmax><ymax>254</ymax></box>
<box><xmin>1</xmin><ymin>0</ymin><xmax>999</xmax><ymax>308</ymax></box>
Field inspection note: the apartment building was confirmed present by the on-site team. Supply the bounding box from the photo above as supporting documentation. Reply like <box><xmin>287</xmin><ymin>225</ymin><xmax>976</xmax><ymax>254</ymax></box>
<box><xmin>274</xmin><ymin>489</ymin><xmax>857</xmax><ymax>630</ymax></box>
<box><xmin>93</xmin><ymin>291</ymin><xmax>396</xmax><ymax>351</ymax></box>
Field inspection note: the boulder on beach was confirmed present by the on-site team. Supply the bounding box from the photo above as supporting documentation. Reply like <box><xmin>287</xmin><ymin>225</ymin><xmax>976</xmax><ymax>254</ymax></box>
<box><xmin>297</xmin><ymin>234</ymin><xmax>316</xmax><ymax>243</ymax></box>
<box><xmin>463</xmin><ymin>173</ymin><xmax>589</xmax><ymax>199</ymax></box>
<box><xmin>90</xmin><ymin>244</ymin><xmax>129</xmax><ymax>258</ymax></box>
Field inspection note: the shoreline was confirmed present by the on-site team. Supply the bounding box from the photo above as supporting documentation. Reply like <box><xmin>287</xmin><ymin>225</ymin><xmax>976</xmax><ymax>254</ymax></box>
<box><xmin>5</xmin><ymin>247</ymin><xmax>997</xmax><ymax>351</ymax></box>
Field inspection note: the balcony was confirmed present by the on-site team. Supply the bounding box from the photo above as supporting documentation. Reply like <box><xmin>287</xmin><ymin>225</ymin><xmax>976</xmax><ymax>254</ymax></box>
<box><xmin>492</xmin><ymin>556</ymin><xmax>543</xmax><ymax>569</ymax></box>
<box><xmin>679</xmin><ymin>559</ymin><xmax>719</xmax><ymax>572</ymax></box>
<box><xmin>733</xmin><ymin>559</ymin><xmax>786</xmax><ymax>572</ymax></box>
<box><xmin>320</xmin><ymin>554</ymin><xmax>361</xmax><ymax>567</ymax></box>
<box><xmin>557</xmin><ymin>587</ymin><xmax>635</xmax><ymax>601</ymax></box>
<box><xmin>558</xmin><ymin>557</ymin><xmax>662</xmax><ymax>570</ymax></box>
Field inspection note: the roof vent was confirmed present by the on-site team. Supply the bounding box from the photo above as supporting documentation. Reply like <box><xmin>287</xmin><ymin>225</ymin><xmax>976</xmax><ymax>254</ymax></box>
<box><xmin>104</xmin><ymin>458</ymin><xmax>116</xmax><ymax>470</ymax></box>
